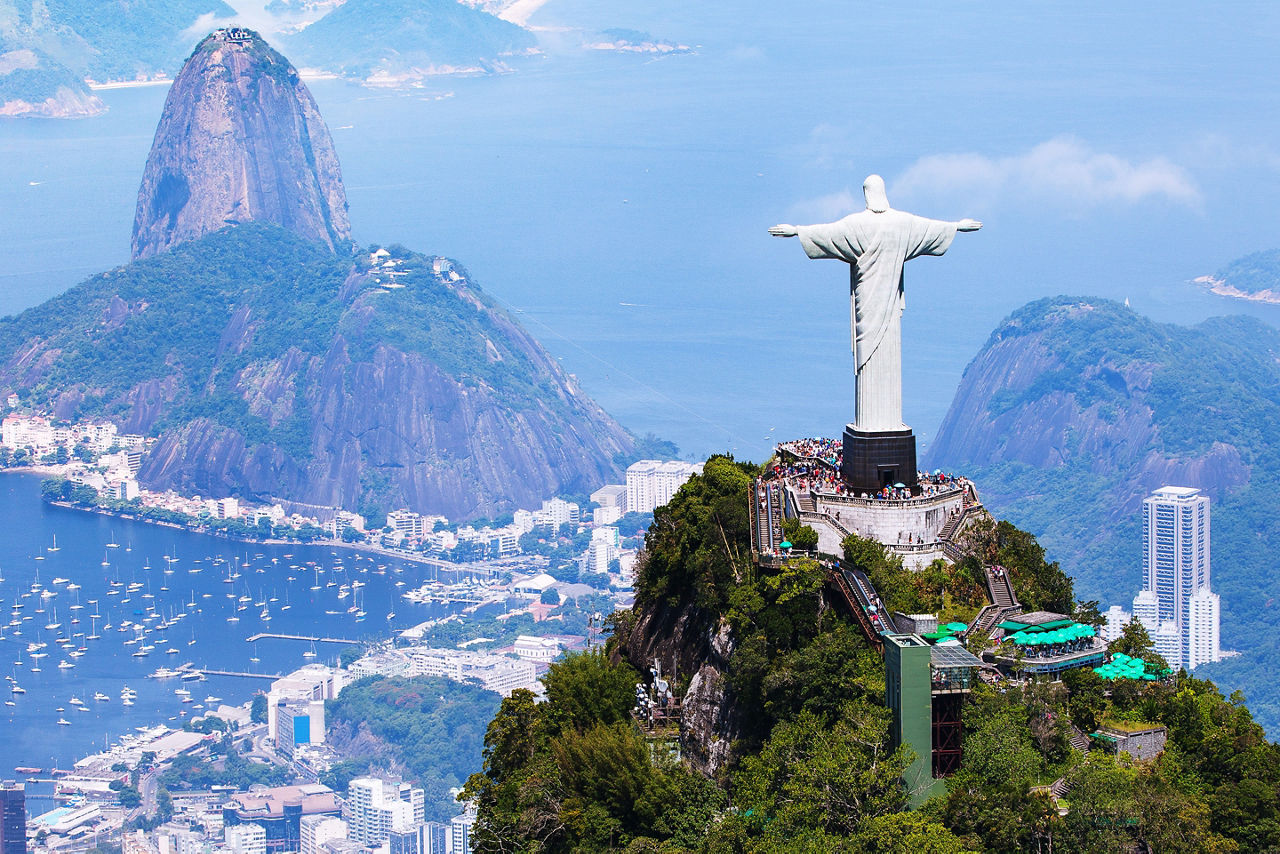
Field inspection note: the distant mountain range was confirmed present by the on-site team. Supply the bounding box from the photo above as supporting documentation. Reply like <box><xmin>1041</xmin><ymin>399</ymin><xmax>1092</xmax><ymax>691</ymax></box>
<box><xmin>928</xmin><ymin>295</ymin><xmax>1280</xmax><ymax>733</ymax></box>
<box><xmin>284</xmin><ymin>0</ymin><xmax>535</xmax><ymax>81</ymax></box>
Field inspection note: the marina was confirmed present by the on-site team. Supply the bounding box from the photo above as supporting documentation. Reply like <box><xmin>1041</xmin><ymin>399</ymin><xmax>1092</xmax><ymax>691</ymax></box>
<box><xmin>0</xmin><ymin>473</ymin><xmax>481</xmax><ymax>792</ymax></box>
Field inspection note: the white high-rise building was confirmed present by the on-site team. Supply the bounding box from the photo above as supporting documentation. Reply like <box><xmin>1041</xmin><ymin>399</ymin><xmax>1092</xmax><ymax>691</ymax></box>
<box><xmin>300</xmin><ymin>815</ymin><xmax>348</xmax><ymax>854</ymax></box>
<box><xmin>225</xmin><ymin>824</ymin><xmax>267</xmax><ymax>854</ymax></box>
<box><xmin>1101</xmin><ymin>605</ymin><xmax>1131</xmax><ymax>643</ymax></box>
<box><xmin>1132</xmin><ymin>590</ymin><xmax>1159</xmax><ymax>635</ymax></box>
<box><xmin>1130</xmin><ymin>486</ymin><xmax>1220</xmax><ymax>670</ymax></box>
<box><xmin>1187</xmin><ymin>587</ymin><xmax>1222</xmax><ymax>670</ymax></box>
<box><xmin>348</xmin><ymin>778</ymin><xmax>417</xmax><ymax>846</ymax></box>
<box><xmin>450</xmin><ymin>810</ymin><xmax>477</xmax><ymax>854</ymax></box>
<box><xmin>625</xmin><ymin>460</ymin><xmax>704</xmax><ymax>514</ymax></box>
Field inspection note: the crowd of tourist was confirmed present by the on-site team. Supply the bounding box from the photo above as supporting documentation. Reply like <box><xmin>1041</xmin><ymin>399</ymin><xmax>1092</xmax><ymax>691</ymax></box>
<box><xmin>777</xmin><ymin>437</ymin><xmax>842</xmax><ymax>468</ymax></box>
<box><xmin>768</xmin><ymin>438</ymin><xmax>982</xmax><ymax>509</ymax></box>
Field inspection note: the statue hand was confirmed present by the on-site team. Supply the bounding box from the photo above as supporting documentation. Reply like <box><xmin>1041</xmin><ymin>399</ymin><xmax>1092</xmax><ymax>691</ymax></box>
<box><xmin>769</xmin><ymin>224</ymin><xmax>798</xmax><ymax>237</ymax></box>
<box><xmin>957</xmin><ymin>218</ymin><xmax>982</xmax><ymax>232</ymax></box>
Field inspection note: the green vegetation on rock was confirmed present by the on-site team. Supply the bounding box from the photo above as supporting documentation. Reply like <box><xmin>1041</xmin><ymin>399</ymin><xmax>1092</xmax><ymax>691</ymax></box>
<box><xmin>0</xmin><ymin>224</ymin><xmax>630</xmax><ymax>517</ymax></box>
<box><xmin>465</xmin><ymin>453</ymin><xmax>1280</xmax><ymax>852</ymax></box>
<box><xmin>928</xmin><ymin>296</ymin><xmax>1280</xmax><ymax>734</ymax></box>
<box><xmin>0</xmin><ymin>0</ymin><xmax>232</xmax><ymax>82</ymax></box>
<box><xmin>327</xmin><ymin>675</ymin><xmax>502</xmax><ymax>822</ymax></box>
<box><xmin>1213</xmin><ymin>248</ymin><xmax>1280</xmax><ymax>295</ymax></box>
<box><xmin>286</xmin><ymin>0</ymin><xmax>535</xmax><ymax>79</ymax></box>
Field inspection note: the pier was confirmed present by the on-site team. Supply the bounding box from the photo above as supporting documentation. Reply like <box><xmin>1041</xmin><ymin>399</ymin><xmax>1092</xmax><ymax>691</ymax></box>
<box><xmin>176</xmin><ymin>663</ymin><xmax>280</xmax><ymax>680</ymax></box>
<box><xmin>244</xmin><ymin>632</ymin><xmax>363</xmax><ymax>644</ymax></box>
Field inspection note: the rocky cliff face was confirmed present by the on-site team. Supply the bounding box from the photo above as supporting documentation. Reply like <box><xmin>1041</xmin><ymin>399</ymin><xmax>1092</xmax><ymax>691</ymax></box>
<box><xmin>0</xmin><ymin>225</ymin><xmax>633</xmax><ymax>519</ymax></box>
<box><xmin>926</xmin><ymin>297</ymin><xmax>1280</xmax><ymax>597</ymax></box>
<box><xmin>617</xmin><ymin>599</ymin><xmax>740</xmax><ymax>776</ymax></box>
<box><xmin>131</xmin><ymin>29</ymin><xmax>350</xmax><ymax>260</ymax></box>
<box><xmin>929</xmin><ymin>299</ymin><xmax>1252</xmax><ymax>515</ymax></box>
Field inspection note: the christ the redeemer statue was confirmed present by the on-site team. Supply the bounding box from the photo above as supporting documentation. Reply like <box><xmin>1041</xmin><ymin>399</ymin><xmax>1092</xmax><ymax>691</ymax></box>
<box><xmin>770</xmin><ymin>175</ymin><xmax>981</xmax><ymax>434</ymax></box>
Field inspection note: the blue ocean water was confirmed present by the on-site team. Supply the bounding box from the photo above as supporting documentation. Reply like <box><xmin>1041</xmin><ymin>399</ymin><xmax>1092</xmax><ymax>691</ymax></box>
<box><xmin>0</xmin><ymin>474</ymin><xmax>452</xmax><ymax>804</ymax></box>
<box><xmin>5</xmin><ymin>5</ymin><xmax>1280</xmax><ymax>464</ymax></box>
<box><xmin>0</xmin><ymin>0</ymin><xmax>1278</xmax><ymax>788</ymax></box>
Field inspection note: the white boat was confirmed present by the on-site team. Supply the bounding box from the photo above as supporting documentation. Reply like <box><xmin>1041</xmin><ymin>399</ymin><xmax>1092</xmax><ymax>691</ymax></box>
<box><xmin>57</xmin><ymin>660</ymin><xmax>73</xmax><ymax>670</ymax></box>
<box><xmin>94</xmin><ymin>692</ymin><xmax>109</xmax><ymax>702</ymax></box>
<box><xmin>181</xmin><ymin>671</ymin><xmax>203</xmax><ymax>682</ymax></box>
<box><xmin>69</xmin><ymin>696</ymin><xmax>84</xmax><ymax>705</ymax></box>
<box><xmin>174</xmin><ymin>687</ymin><xmax>191</xmax><ymax>696</ymax></box>
<box><xmin>57</xmin><ymin>718</ymin><xmax>69</xmax><ymax>726</ymax></box>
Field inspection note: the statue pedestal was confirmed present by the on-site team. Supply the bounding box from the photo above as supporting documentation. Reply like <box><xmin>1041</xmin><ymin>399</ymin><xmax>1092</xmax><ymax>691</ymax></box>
<box><xmin>841</xmin><ymin>425</ymin><xmax>918</xmax><ymax>494</ymax></box>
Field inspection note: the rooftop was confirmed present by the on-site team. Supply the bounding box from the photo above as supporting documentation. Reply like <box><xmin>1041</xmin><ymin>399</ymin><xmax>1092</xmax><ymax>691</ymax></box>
<box><xmin>1151</xmin><ymin>485</ymin><xmax>1201</xmax><ymax>498</ymax></box>
<box><xmin>225</xmin><ymin>783</ymin><xmax>339</xmax><ymax>819</ymax></box>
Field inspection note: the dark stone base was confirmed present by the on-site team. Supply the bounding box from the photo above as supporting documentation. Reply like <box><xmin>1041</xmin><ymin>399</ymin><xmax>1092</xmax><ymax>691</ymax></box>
<box><xmin>841</xmin><ymin>425</ymin><xmax>918</xmax><ymax>495</ymax></box>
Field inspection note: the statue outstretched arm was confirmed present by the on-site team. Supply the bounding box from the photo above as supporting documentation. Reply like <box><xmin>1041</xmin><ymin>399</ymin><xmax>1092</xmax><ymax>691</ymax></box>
<box><xmin>957</xmin><ymin>218</ymin><xmax>982</xmax><ymax>232</ymax></box>
<box><xmin>768</xmin><ymin>224</ymin><xmax>798</xmax><ymax>237</ymax></box>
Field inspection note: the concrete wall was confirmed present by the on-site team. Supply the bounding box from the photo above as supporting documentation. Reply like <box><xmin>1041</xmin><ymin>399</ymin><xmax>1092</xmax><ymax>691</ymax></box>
<box><xmin>813</xmin><ymin>491</ymin><xmax>963</xmax><ymax>545</ymax></box>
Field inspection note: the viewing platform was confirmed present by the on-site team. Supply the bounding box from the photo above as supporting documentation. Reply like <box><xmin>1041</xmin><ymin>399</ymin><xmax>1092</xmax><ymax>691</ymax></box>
<box><xmin>767</xmin><ymin>437</ymin><xmax>984</xmax><ymax>569</ymax></box>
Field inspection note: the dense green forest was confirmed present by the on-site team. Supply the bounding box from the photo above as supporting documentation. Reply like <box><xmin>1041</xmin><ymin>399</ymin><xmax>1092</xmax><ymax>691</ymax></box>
<box><xmin>928</xmin><ymin>297</ymin><xmax>1280</xmax><ymax>735</ymax></box>
<box><xmin>326</xmin><ymin>675</ymin><xmax>502</xmax><ymax>822</ymax></box>
<box><xmin>464</xmin><ymin>455</ymin><xmax>1280</xmax><ymax>852</ymax></box>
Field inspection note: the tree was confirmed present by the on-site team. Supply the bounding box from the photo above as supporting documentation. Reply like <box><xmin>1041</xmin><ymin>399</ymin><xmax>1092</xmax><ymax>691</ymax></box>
<box><xmin>732</xmin><ymin>702</ymin><xmax>908</xmax><ymax>838</ymax></box>
<box><xmin>541</xmin><ymin>649</ymin><xmax>637</xmax><ymax>734</ymax></box>
<box><xmin>789</xmin><ymin>523</ymin><xmax>819</xmax><ymax>551</ymax></box>
<box><xmin>156</xmin><ymin>787</ymin><xmax>173</xmax><ymax>823</ymax></box>
<box><xmin>340</xmin><ymin>525</ymin><xmax>363</xmax><ymax>543</ymax></box>
<box><xmin>539</xmin><ymin>587</ymin><xmax>560</xmax><ymax>606</ymax></box>
<box><xmin>848</xmin><ymin>812</ymin><xmax>974</xmax><ymax>854</ymax></box>
<box><xmin>250</xmin><ymin>692</ymin><xmax>268</xmax><ymax>724</ymax></box>
<box><xmin>1108</xmin><ymin>619</ymin><xmax>1169</xmax><ymax>671</ymax></box>
<box><xmin>339</xmin><ymin>646</ymin><xmax>363</xmax><ymax>668</ymax></box>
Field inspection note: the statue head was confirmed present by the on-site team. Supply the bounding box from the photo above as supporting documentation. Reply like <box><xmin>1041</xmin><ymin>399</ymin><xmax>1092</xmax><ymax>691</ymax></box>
<box><xmin>863</xmin><ymin>174</ymin><xmax>890</xmax><ymax>213</ymax></box>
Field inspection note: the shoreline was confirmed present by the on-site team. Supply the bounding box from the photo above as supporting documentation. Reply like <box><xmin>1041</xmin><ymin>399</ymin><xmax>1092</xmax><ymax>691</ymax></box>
<box><xmin>31</xmin><ymin>487</ymin><xmax>478</xmax><ymax>572</ymax></box>
<box><xmin>1194</xmin><ymin>275</ymin><xmax>1280</xmax><ymax>306</ymax></box>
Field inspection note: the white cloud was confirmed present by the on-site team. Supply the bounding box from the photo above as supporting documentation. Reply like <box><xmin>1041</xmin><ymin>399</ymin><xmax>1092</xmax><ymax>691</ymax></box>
<box><xmin>893</xmin><ymin>137</ymin><xmax>1201</xmax><ymax>209</ymax></box>
<box><xmin>787</xmin><ymin>189</ymin><xmax>861</xmax><ymax>222</ymax></box>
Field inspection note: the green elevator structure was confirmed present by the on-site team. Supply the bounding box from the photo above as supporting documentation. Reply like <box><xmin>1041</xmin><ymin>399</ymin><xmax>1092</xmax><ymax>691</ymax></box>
<box><xmin>884</xmin><ymin>633</ymin><xmax>980</xmax><ymax>807</ymax></box>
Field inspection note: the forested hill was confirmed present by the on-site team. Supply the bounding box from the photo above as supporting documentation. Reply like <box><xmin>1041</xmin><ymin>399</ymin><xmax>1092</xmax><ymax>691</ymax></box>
<box><xmin>0</xmin><ymin>224</ymin><xmax>632</xmax><ymax>519</ymax></box>
<box><xmin>463</xmin><ymin>455</ymin><xmax>1280</xmax><ymax>852</ymax></box>
<box><xmin>1208</xmin><ymin>248</ymin><xmax>1280</xmax><ymax>297</ymax></box>
<box><xmin>927</xmin><ymin>296</ymin><xmax>1280</xmax><ymax>734</ymax></box>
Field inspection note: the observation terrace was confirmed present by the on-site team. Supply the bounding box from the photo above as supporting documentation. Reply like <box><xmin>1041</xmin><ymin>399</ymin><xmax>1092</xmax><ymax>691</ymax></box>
<box><xmin>766</xmin><ymin>438</ymin><xmax>984</xmax><ymax>570</ymax></box>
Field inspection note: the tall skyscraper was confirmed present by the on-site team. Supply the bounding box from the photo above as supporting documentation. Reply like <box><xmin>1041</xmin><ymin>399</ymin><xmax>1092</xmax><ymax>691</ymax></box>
<box><xmin>0</xmin><ymin>782</ymin><xmax>25</xmax><ymax>854</ymax></box>
<box><xmin>1132</xmin><ymin>486</ymin><xmax>1220</xmax><ymax>670</ymax></box>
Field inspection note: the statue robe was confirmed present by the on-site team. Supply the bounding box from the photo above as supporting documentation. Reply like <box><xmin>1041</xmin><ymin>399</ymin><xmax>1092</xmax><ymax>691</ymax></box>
<box><xmin>797</xmin><ymin>209</ymin><xmax>957</xmax><ymax>433</ymax></box>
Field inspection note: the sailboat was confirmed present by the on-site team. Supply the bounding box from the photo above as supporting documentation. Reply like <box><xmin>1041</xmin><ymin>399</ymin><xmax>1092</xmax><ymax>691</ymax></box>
<box><xmin>47</xmin><ymin>535</ymin><xmax>59</xmax><ymax>553</ymax></box>
<box><xmin>106</xmin><ymin>533</ymin><xmax>119</xmax><ymax>549</ymax></box>
<box><xmin>303</xmin><ymin>639</ymin><xmax>317</xmax><ymax>659</ymax></box>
